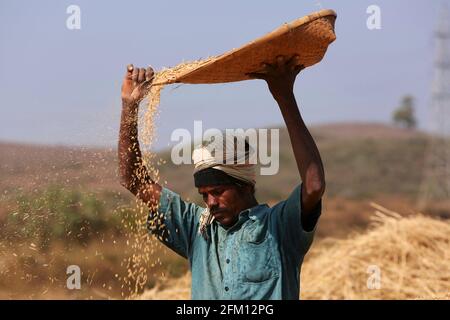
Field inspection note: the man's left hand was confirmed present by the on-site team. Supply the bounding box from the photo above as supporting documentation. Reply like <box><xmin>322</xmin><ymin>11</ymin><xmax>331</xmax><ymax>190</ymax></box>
<box><xmin>247</xmin><ymin>55</ymin><xmax>305</xmax><ymax>99</ymax></box>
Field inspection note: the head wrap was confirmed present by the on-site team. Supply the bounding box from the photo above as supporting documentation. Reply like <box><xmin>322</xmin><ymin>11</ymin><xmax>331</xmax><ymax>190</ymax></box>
<box><xmin>193</xmin><ymin>132</ymin><xmax>256</xmax><ymax>183</ymax></box>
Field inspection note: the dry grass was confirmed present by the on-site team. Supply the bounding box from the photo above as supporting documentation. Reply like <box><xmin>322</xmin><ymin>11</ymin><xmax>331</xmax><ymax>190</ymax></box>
<box><xmin>137</xmin><ymin>273</ymin><xmax>191</xmax><ymax>300</ymax></box>
<box><xmin>301</xmin><ymin>203</ymin><xmax>450</xmax><ymax>299</ymax></box>
<box><xmin>151</xmin><ymin>59</ymin><xmax>214</xmax><ymax>87</ymax></box>
<box><xmin>139</xmin><ymin>204</ymin><xmax>450</xmax><ymax>300</ymax></box>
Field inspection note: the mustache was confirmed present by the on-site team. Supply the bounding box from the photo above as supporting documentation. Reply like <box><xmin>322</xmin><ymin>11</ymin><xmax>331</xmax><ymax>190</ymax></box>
<box><xmin>210</xmin><ymin>208</ymin><xmax>227</xmax><ymax>215</ymax></box>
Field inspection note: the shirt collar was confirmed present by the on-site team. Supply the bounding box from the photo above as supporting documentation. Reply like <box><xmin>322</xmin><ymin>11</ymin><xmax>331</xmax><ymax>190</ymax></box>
<box><xmin>224</xmin><ymin>203</ymin><xmax>269</xmax><ymax>232</ymax></box>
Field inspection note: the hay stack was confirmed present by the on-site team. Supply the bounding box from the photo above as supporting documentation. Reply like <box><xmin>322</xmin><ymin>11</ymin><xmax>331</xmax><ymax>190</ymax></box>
<box><xmin>139</xmin><ymin>205</ymin><xmax>450</xmax><ymax>300</ymax></box>
<box><xmin>301</xmin><ymin>204</ymin><xmax>450</xmax><ymax>300</ymax></box>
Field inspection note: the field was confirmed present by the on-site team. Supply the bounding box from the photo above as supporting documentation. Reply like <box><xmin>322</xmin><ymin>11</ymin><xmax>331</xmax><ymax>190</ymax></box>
<box><xmin>0</xmin><ymin>123</ymin><xmax>448</xmax><ymax>299</ymax></box>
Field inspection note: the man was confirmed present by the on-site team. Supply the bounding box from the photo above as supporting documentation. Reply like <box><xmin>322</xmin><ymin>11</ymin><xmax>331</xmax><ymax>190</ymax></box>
<box><xmin>118</xmin><ymin>55</ymin><xmax>325</xmax><ymax>299</ymax></box>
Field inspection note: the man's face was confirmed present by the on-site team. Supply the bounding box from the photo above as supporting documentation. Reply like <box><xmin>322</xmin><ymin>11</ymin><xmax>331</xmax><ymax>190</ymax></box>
<box><xmin>198</xmin><ymin>184</ymin><xmax>245</xmax><ymax>228</ymax></box>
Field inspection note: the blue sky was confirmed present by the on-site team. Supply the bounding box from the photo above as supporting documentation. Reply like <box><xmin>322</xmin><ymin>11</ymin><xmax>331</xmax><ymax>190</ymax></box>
<box><xmin>0</xmin><ymin>0</ymin><xmax>448</xmax><ymax>149</ymax></box>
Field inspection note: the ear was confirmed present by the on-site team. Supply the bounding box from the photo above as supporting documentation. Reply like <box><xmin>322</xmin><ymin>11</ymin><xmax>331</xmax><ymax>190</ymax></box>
<box><xmin>242</xmin><ymin>183</ymin><xmax>255</xmax><ymax>195</ymax></box>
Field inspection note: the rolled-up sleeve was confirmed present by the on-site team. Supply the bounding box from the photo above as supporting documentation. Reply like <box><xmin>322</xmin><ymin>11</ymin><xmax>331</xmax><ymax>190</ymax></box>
<box><xmin>147</xmin><ymin>187</ymin><xmax>203</xmax><ymax>259</ymax></box>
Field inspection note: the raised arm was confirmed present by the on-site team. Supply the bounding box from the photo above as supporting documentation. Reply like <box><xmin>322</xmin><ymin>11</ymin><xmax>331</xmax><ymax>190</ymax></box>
<box><xmin>119</xmin><ymin>64</ymin><xmax>161</xmax><ymax>210</ymax></box>
<box><xmin>248</xmin><ymin>56</ymin><xmax>325</xmax><ymax>222</ymax></box>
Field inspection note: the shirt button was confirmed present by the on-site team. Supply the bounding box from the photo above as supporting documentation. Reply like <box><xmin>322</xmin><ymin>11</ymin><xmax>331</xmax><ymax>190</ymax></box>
<box><xmin>225</xmin><ymin>286</ymin><xmax>229</xmax><ymax>291</ymax></box>
<box><xmin>226</xmin><ymin>259</ymin><xmax>230</xmax><ymax>264</ymax></box>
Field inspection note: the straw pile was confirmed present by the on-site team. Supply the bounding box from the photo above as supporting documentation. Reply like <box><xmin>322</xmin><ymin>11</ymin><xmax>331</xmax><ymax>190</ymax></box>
<box><xmin>139</xmin><ymin>204</ymin><xmax>450</xmax><ymax>300</ymax></box>
<box><xmin>301</xmin><ymin>203</ymin><xmax>450</xmax><ymax>299</ymax></box>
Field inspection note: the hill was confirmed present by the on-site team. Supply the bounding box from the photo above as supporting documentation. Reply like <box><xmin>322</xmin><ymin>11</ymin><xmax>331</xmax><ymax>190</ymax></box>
<box><xmin>1</xmin><ymin>122</ymin><xmax>444</xmax><ymax>239</ymax></box>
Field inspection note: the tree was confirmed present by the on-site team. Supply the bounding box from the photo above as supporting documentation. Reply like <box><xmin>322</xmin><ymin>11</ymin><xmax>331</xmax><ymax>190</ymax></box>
<box><xmin>392</xmin><ymin>95</ymin><xmax>417</xmax><ymax>129</ymax></box>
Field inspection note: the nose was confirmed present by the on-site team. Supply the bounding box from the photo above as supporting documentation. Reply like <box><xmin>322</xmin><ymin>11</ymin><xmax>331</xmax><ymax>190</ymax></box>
<box><xmin>206</xmin><ymin>194</ymin><xmax>218</xmax><ymax>209</ymax></box>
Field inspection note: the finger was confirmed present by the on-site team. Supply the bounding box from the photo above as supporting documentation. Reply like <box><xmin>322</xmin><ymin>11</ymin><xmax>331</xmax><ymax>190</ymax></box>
<box><xmin>125</xmin><ymin>64</ymin><xmax>134</xmax><ymax>79</ymax></box>
<box><xmin>287</xmin><ymin>55</ymin><xmax>301</xmax><ymax>70</ymax></box>
<box><xmin>260</xmin><ymin>62</ymin><xmax>275</xmax><ymax>73</ymax></box>
<box><xmin>145</xmin><ymin>66</ymin><xmax>154</xmax><ymax>81</ymax></box>
<box><xmin>132</xmin><ymin>67</ymin><xmax>139</xmax><ymax>84</ymax></box>
<box><xmin>138</xmin><ymin>68</ymin><xmax>146</xmax><ymax>83</ymax></box>
<box><xmin>276</xmin><ymin>55</ymin><xmax>286</xmax><ymax>68</ymax></box>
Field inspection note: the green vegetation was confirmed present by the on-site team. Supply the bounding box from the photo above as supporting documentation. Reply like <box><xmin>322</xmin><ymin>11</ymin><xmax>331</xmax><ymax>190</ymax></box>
<box><xmin>1</xmin><ymin>186</ymin><xmax>130</xmax><ymax>249</ymax></box>
<box><xmin>392</xmin><ymin>95</ymin><xmax>417</xmax><ymax>129</ymax></box>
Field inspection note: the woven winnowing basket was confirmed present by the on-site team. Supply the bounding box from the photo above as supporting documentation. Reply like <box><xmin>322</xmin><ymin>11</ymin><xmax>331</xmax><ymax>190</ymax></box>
<box><xmin>154</xmin><ymin>9</ymin><xmax>337</xmax><ymax>85</ymax></box>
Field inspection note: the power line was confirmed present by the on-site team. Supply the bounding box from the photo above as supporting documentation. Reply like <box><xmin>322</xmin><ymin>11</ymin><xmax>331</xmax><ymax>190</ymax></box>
<box><xmin>418</xmin><ymin>5</ymin><xmax>450</xmax><ymax>210</ymax></box>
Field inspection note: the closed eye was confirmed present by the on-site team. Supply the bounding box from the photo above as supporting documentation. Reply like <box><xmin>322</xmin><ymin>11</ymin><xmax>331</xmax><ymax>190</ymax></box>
<box><xmin>211</xmin><ymin>188</ymin><xmax>225</xmax><ymax>196</ymax></box>
<box><xmin>199</xmin><ymin>189</ymin><xmax>224</xmax><ymax>202</ymax></box>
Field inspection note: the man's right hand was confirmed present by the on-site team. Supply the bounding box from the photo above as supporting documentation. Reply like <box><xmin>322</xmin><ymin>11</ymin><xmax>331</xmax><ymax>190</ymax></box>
<box><xmin>121</xmin><ymin>64</ymin><xmax>154</xmax><ymax>105</ymax></box>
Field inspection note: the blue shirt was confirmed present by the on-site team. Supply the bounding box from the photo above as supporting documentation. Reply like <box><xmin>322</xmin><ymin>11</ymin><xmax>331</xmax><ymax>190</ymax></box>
<box><xmin>147</xmin><ymin>184</ymin><xmax>321</xmax><ymax>300</ymax></box>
